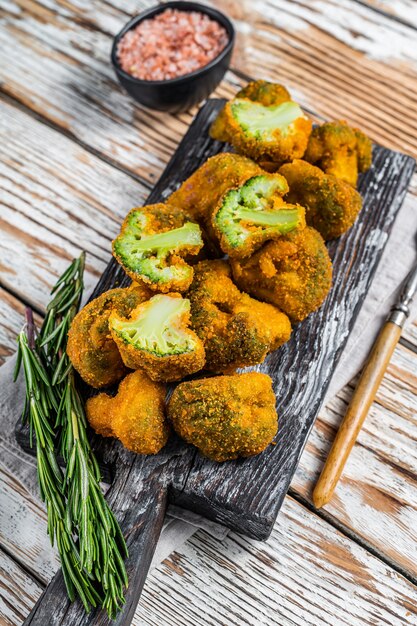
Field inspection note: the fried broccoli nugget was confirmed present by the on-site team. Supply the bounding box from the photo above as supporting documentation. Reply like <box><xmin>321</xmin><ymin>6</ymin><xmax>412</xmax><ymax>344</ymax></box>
<box><xmin>188</xmin><ymin>260</ymin><xmax>291</xmax><ymax>373</ymax></box>
<box><xmin>209</xmin><ymin>80</ymin><xmax>312</xmax><ymax>164</ymax></box>
<box><xmin>210</xmin><ymin>80</ymin><xmax>291</xmax><ymax>142</ymax></box>
<box><xmin>109</xmin><ymin>293</ymin><xmax>205</xmax><ymax>382</ymax></box>
<box><xmin>212</xmin><ymin>172</ymin><xmax>306</xmax><ymax>258</ymax></box>
<box><xmin>67</xmin><ymin>285</ymin><xmax>151</xmax><ymax>388</ymax></box>
<box><xmin>304</xmin><ymin>120</ymin><xmax>372</xmax><ymax>187</ymax></box>
<box><xmin>231</xmin><ymin>227</ymin><xmax>332</xmax><ymax>323</ymax></box>
<box><xmin>112</xmin><ymin>203</ymin><xmax>203</xmax><ymax>293</ymax></box>
<box><xmin>168</xmin><ymin>153</ymin><xmax>264</xmax><ymax>224</ymax></box>
<box><xmin>168</xmin><ymin>372</ymin><xmax>278</xmax><ymax>462</ymax></box>
<box><xmin>279</xmin><ymin>160</ymin><xmax>362</xmax><ymax>240</ymax></box>
<box><xmin>86</xmin><ymin>370</ymin><xmax>169</xmax><ymax>455</ymax></box>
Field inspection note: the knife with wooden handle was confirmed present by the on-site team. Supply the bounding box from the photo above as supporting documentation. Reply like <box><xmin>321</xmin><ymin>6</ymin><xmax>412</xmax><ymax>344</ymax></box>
<box><xmin>313</xmin><ymin>251</ymin><xmax>417</xmax><ymax>509</ymax></box>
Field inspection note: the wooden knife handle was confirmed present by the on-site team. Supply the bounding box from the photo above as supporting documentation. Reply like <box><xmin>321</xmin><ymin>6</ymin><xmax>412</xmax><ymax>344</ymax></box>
<box><xmin>313</xmin><ymin>321</ymin><xmax>402</xmax><ymax>509</ymax></box>
<box><xmin>23</xmin><ymin>455</ymin><xmax>168</xmax><ymax>626</ymax></box>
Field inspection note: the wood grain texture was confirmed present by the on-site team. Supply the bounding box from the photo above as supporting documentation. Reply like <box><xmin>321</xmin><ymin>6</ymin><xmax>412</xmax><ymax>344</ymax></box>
<box><xmin>293</xmin><ymin>340</ymin><xmax>417</xmax><ymax>579</ymax></box>
<box><xmin>0</xmin><ymin>289</ymin><xmax>42</xmax><ymax>365</ymax></box>
<box><xmin>0</xmin><ymin>98</ymin><xmax>150</xmax><ymax>310</ymax></box>
<box><xmin>135</xmin><ymin>496</ymin><xmax>417</xmax><ymax>626</ymax></box>
<box><xmin>313</xmin><ymin>321</ymin><xmax>403</xmax><ymax>508</ymax></box>
<box><xmin>3</xmin><ymin>470</ymin><xmax>417</xmax><ymax>626</ymax></box>
<box><xmin>360</xmin><ymin>0</ymin><xmax>417</xmax><ymax>29</ymax></box>
<box><xmin>5</xmin><ymin>348</ymin><xmax>417</xmax><ymax>596</ymax></box>
<box><xmin>2</xmin><ymin>0</ymin><xmax>417</xmax><ymax>175</ymax></box>
<box><xmin>0</xmin><ymin>548</ymin><xmax>43</xmax><ymax>626</ymax></box>
<box><xmin>0</xmin><ymin>467</ymin><xmax>58</xmax><ymax>584</ymax></box>
<box><xmin>0</xmin><ymin>0</ymin><xmax>240</xmax><ymax>185</ymax></box>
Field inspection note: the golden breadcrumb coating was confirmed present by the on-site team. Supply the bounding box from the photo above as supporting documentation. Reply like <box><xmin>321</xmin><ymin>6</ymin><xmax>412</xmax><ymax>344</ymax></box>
<box><xmin>168</xmin><ymin>372</ymin><xmax>278</xmax><ymax>461</ymax></box>
<box><xmin>304</xmin><ymin>120</ymin><xmax>372</xmax><ymax>187</ymax></box>
<box><xmin>188</xmin><ymin>260</ymin><xmax>291</xmax><ymax>372</ymax></box>
<box><xmin>231</xmin><ymin>227</ymin><xmax>332</xmax><ymax>323</ymax></box>
<box><xmin>112</xmin><ymin>202</ymin><xmax>203</xmax><ymax>293</ymax></box>
<box><xmin>86</xmin><ymin>370</ymin><xmax>169</xmax><ymax>455</ymax></box>
<box><xmin>236</xmin><ymin>80</ymin><xmax>291</xmax><ymax>106</ymax></box>
<box><xmin>109</xmin><ymin>293</ymin><xmax>205</xmax><ymax>382</ymax></box>
<box><xmin>209</xmin><ymin>80</ymin><xmax>312</xmax><ymax>164</ymax></box>
<box><xmin>66</xmin><ymin>285</ymin><xmax>151</xmax><ymax>388</ymax></box>
<box><xmin>279</xmin><ymin>160</ymin><xmax>362</xmax><ymax>240</ymax></box>
<box><xmin>210</xmin><ymin>80</ymin><xmax>291</xmax><ymax>143</ymax></box>
<box><xmin>168</xmin><ymin>152</ymin><xmax>263</xmax><ymax>221</ymax></box>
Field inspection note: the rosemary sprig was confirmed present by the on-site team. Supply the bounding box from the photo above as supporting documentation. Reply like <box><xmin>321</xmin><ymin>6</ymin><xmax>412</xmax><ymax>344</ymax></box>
<box><xmin>15</xmin><ymin>254</ymin><xmax>128</xmax><ymax>618</ymax></box>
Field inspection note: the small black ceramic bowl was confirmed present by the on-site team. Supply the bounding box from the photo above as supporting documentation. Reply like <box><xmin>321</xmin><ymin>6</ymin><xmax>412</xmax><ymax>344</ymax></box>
<box><xmin>111</xmin><ymin>1</ymin><xmax>235</xmax><ymax>113</ymax></box>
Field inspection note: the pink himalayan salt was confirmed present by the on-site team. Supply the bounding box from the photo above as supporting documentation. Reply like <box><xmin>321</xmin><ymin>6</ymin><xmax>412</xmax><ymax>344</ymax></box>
<box><xmin>117</xmin><ymin>8</ymin><xmax>229</xmax><ymax>81</ymax></box>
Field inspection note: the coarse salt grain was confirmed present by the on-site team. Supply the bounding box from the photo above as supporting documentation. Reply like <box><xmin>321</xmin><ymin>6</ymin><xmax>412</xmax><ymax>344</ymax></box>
<box><xmin>117</xmin><ymin>8</ymin><xmax>229</xmax><ymax>81</ymax></box>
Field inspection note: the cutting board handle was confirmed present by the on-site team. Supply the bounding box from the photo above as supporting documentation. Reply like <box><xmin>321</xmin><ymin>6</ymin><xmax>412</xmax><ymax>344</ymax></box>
<box><xmin>23</xmin><ymin>459</ymin><xmax>168</xmax><ymax>625</ymax></box>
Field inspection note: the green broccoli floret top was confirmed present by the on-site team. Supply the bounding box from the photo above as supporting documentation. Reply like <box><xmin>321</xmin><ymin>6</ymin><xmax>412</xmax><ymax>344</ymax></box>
<box><xmin>112</xmin><ymin>205</ymin><xmax>203</xmax><ymax>292</ymax></box>
<box><xmin>213</xmin><ymin>174</ymin><xmax>305</xmax><ymax>258</ymax></box>
<box><xmin>231</xmin><ymin>99</ymin><xmax>306</xmax><ymax>140</ymax></box>
<box><xmin>111</xmin><ymin>294</ymin><xmax>197</xmax><ymax>357</ymax></box>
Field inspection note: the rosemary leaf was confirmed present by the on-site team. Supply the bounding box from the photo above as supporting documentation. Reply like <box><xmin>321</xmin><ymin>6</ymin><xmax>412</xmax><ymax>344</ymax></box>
<box><xmin>15</xmin><ymin>253</ymin><xmax>128</xmax><ymax>617</ymax></box>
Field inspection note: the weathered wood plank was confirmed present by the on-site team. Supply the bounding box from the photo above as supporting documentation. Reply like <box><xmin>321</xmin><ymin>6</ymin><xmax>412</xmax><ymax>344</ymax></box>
<box><xmin>403</xmin><ymin>320</ymin><xmax>417</xmax><ymax>349</ymax></box>
<box><xmin>0</xmin><ymin>548</ymin><xmax>43</xmax><ymax>626</ymax></box>
<box><xmin>0</xmin><ymin>467</ymin><xmax>58</xmax><ymax>584</ymax></box>
<box><xmin>220</xmin><ymin>0</ymin><xmax>417</xmax><ymax>157</ymax></box>
<box><xmin>0</xmin><ymin>0</ymin><xmax>240</xmax><ymax>185</ymax></box>
<box><xmin>4</xmin><ymin>343</ymin><xmax>417</xmax><ymax>592</ymax></box>
<box><xmin>0</xmin><ymin>3</ymin><xmax>416</xmax><ymax>620</ymax></box>
<box><xmin>0</xmin><ymin>289</ymin><xmax>42</xmax><ymax>365</ymax></box>
<box><xmin>8</xmin><ymin>98</ymin><xmax>412</xmax><ymax>620</ymax></box>
<box><xmin>5</xmin><ymin>96</ymin><xmax>416</xmax><ymax>596</ymax></box>
<box><xmin>359</xmin><ymin>0</ymin><xmax>417</xmax><ymax>29</ymax></box>
<box><xmin>2</xmin><ymin>0</ymin><xmax>417</xmax><ymax>181</ymax></box>
<box><xmin>134</xmin><ymin>496</ymin><xmax>417</xmax><ymax>626</ymax></box>
<box><xmin>0</xmin><ymin>98</ymin><xmax>151</xmax><ymax>311</ymax></box>
<box><xmin>2</xmin><ymin>459</ymin><xmax>417</xmax><ymax>626</ymax></box>
<box><xmin>292</xmin><ymin>341</ymin><xmax>417</xmax><ymax>578</ymax></box>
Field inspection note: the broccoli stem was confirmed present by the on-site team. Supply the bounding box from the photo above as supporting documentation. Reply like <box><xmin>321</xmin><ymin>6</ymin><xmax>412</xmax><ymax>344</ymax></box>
<box><xmin>237</xmin><ymin>206</ymin><xmax>301</xmax><ymax>230</ymax></box>
<box><xmin>231</xmin><ymin>100</ymin><xmax>305</xmax><ymax>137</ymax></box>
<box><xmin>112</xmin><ymin>295</ymin><xmax>195</xmax><ymax>355</ymax></box>
<box><xmin>129</xmin><ymin>222</ymin><xmax>202</xmax><ymax>256</ymax></box>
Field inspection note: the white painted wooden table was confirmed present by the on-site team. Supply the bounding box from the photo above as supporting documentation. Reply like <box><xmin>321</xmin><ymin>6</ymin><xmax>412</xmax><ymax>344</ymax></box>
<box><xmin>1</xmin><ymin>1</ymin><xmax>417</xmax><ymax>624</ymax></box>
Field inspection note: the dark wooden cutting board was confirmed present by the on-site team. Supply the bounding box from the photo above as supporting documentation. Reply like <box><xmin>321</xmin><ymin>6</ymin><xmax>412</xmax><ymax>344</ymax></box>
<box><xmin>16</xmin><ymin>99</ymin><xmax>415</xmax><ymax>625</ymax></box>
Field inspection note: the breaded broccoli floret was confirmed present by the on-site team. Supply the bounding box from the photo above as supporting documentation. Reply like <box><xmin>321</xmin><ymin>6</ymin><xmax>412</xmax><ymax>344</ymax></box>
<box><xmin>279</xmin><ymin>160</ymin><xmax>362</xmax><ymax>240</ymax></box>
<box><xmin>167</xmin><ymin>153</ymin><xmax>265</xmax><ymax>255</ymax></box>
<box><xmin>304</xmin><ymin>120</ymin><xmax>372</xmax><ymax>187</ymax></box>
<box><xmin>212</xmin><ymin>173</ymin><xmax>305</xmax><ymax>258</ymax></box>
<box><xmin>188</xmin><ymin>260</ymin><xmax>291</xmax><ymax>373</ymax></box>
<box><xmin>209</xmin><ymin>80</ymin><xmax>312</xmax><ymax>164</ymax></box>
<box><xmin>86</xmin><ymin>370</ymin><xmax>169</xmax><ymax>455</ymax></box>
<box><xmin>210</xmin><ymin>80</ymin><xmax>291</xmax><ymax>142</ymax></box>
<box><xmin>231</xmin><ymin>227</ymin><xmax>332</xmax><ymax>323</ymax></box>
<box><xmin>168</xmin><ymin>153</ymin><xmax>263</xmax><ymax>223</ymax></box>
<box><xmin>168</xmin><ymin>372</ymin><xmax>278</xmax><ymax>462</ymax></box>
<box><xmin>66</xmin><ymin>285</ymin><xmax>151</xmax><ymax>388</ymax></box>
<box><xmin>112</xmin><ymin>203</ymin><xmax>203</xmax><ymax>293</ymax></box>
<box><xmin>109</xmin><ymin>293</ymin><xmax>205</xmax><ymax>382</ymax></box>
